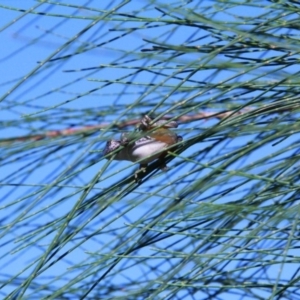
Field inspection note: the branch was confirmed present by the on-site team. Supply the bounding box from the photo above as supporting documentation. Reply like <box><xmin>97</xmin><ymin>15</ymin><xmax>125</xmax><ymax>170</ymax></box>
<box><xmin>0</xmin><ymin>105</ymin><xmax>287</xmax><ymax>144</ymax></box>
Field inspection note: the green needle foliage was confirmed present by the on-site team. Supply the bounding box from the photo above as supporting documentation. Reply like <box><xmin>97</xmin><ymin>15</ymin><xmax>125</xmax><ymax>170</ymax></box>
<box><xmin>1</xmin><ymin>0</ymin><xmax>300</xmax><ymax>299</ymax></box>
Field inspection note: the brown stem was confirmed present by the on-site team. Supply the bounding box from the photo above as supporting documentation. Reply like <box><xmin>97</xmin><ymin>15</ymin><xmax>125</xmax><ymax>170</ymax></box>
<box><xmin>1</xmin><ymin>106</ymin><xmax>282</xmax><ymax>144</ymax></box>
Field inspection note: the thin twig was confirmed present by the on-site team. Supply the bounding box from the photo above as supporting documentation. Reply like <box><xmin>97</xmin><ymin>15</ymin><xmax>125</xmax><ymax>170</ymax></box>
<box><xmin>0</xmin><ymin>106</ymin><xmax>285</xmax><ymax>144</ymax></box>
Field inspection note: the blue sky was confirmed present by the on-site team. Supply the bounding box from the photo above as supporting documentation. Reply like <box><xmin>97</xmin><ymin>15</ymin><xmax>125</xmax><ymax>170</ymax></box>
<box><xmin>1</xmin><ymin>1</ymin><xmax>300</xmax><ymax>299</ymax></box>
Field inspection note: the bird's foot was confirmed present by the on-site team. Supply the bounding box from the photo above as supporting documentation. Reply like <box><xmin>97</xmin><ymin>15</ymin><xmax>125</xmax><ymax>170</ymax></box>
<box><xmin>160</xmin><ymin>164</ymin><xmax>169</xmax><ymax>172</ymax></box>
<box><xmin>134</xmin><ymin>164</ymin><xmax>148</xmax><ymax>182</ymax></box>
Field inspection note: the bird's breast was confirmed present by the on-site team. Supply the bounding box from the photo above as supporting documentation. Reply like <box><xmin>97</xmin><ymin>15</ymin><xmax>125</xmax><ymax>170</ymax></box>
<box><xmin>115</xmin><ymin>139</ymin><xmax>167</xmax><ymax>163</ymax></box>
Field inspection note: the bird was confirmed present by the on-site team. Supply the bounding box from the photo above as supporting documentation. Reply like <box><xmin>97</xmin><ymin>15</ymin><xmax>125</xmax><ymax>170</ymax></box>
<box><xmin>103</xmin><ymin>115</ymin><xmax>182</xmax><ymax>178</ymax></box>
